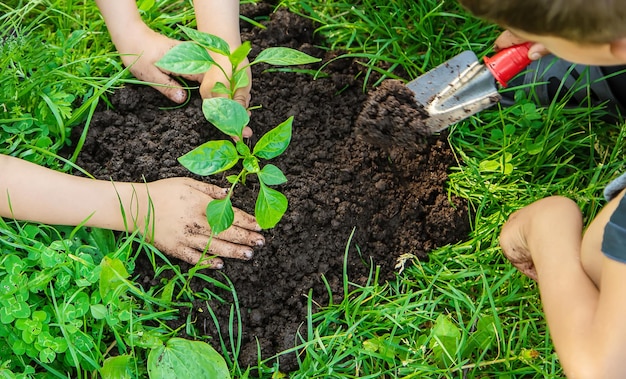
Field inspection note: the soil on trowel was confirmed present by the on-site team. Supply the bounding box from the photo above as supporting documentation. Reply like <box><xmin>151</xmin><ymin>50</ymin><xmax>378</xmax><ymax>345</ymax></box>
<box><xmin>355</xmin><ymin>79</ymin><xmax>431</xmax><ymax>149</ymax></box>
<box><xmin>66</xmin><ymin>4</ymin><xmax>470</xmax><ymax>372</ymax></box>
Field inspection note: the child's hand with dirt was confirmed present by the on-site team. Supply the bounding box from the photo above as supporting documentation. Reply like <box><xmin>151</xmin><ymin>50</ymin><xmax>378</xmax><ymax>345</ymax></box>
<box><xmin>194</xmin><ymin>0</ymin><xmax>253</xmax><ymax>137</ymax></box>
<box><xmin>199</xmin><ymin>57</ymin><xmax>253</xmax><ymax>138</ymax></box>
<box><xmin>0</xmin><ymin>155</ymin><xmax>263</xmax><ymax>269</ymax></box>
<box><xmin>139</xmin><ymin>178</ymin><xmax>264</xmax><ymax>268</ymax></box>
<box><xmin>96</xmin><ymin>0</ymin><xmax>254</xmax><ymax>136</ymax></box>
<box><xmin>95</xmin><ymin>0</ymin><xmax>204</xmax><ymax>103</ymax></box>
<box><xmin>498</xmin><ymin>207</ymin><xmax>538</xmax><ymax>281</ymax></box>
<box><xmin>499</xmin><ymin>196</ymin><xmax>583</xmax><ymax>282</ymax></box>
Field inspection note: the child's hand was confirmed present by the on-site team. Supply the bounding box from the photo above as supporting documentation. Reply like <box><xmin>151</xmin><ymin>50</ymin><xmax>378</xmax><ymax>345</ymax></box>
<box><xmin>494</xmin><ymin>30</ymin><xmax>550</xmax><ymax>61</ymax></box>
<box><xmin>199</xmin><ymin>55</ymin><xmax>253</xmax><ymax>138</ymax></box>
<box><xmin>114</xmin><ymin>23</ymin><xmax>205</xmax><ymax>104</ymax></box>
<box><xmin>499</xmin><ymin>196</ymin><xmax>583</xmax><ymax>282</ymax></box>
<box><xmin>499</xmin><ymin>206</ymin><xmax>538</xmax><ymax>281</ymax></box>
<box><xmin>141</xmin><ymin>177</ymin><xmax>264</xmax><ymax>269</ymax></box>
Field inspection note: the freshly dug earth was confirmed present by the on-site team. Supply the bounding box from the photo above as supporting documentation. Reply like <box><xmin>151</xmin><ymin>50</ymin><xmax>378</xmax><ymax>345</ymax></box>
<box><xmin>68</xmin><ymin>4</ymin><xmax>470</xmax><ymax>371</ymax></box>
<box><xmin>355</xmin><ymin>79</ymin><xmax>431</xmax><ymax>149</ymax></box>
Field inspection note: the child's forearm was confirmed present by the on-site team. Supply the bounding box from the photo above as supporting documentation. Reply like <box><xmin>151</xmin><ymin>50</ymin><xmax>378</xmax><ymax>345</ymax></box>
<box><xmin>193</xmin><ymin>0</ymin><xmax>241</xmax><ymax>48</ymax></box>
<box><xmin>525</xmin><ymin>198</ymin><xmax>626</xmax><ymax>377</ymax></box>
<box><xmin>94</xmin><ymin>0</ymin><xmax>147</xmax><ymax>48</ymax></box>
<box><xmin>528</xmin><ymin>210</ymin><xmax>602</xmax><ymax>375</ymax></box>
<box><xmin>0</xmin><ymin>154</ymin><xmax>146</xmax><ymax>232</ymax></box>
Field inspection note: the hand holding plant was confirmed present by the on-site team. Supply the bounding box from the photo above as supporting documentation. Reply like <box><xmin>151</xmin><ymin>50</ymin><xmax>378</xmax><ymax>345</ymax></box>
<box><xmin>156</xmin><ymin>26</ymin><xmax>320</xmax><ymax>236</ymax></box>
<box><xmin>200</xmin><ymin>53</ymin><xmax>252</xmax><ymax>106</ymax></box>
<box><xmin>140</xmin><ymin>178</ymin><xmax>264</xmax><ymax>267</ymax></box>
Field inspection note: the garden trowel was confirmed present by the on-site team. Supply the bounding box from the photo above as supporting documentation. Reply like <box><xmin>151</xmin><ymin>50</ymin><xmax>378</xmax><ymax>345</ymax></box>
<box><xmin>407</xmin><ymin>43</ymin><xmax>532</xmax><ymax>133</ymax></box>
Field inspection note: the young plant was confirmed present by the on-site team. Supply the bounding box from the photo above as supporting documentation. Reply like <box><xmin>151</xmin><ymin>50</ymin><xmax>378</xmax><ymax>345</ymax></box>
<box><xmin>156</xmin><ymin>26</ymin><xmax>320</xmax><ymax>234</ymax></box>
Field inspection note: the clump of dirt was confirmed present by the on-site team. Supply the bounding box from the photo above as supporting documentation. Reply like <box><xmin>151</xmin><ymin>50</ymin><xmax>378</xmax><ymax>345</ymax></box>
<box><xmin>66</xmin><ymin>5</ymin><xmax>470</xmax><ymax>372</ymax></box>
<box><xmin>355</xmin><ymin>79</ymin><xmax>431</xmax><ymax>149</ymax></box>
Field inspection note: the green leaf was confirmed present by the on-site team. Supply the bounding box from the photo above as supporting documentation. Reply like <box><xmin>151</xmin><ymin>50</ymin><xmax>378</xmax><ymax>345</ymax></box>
<box><xmin>230</xmin><ymin>41</ymin><xmax>251</xmax><ymax>68</ymax></box>
<box><xmin>41</xmin><ymin>246</ymin><xmax>64</xmax><ymax>268</ymax></box>
<box><xmin>38</xmin><ymin>348</ymin><xmax>55</xmax><ymax>364</ymax></box>
<box><xmin>178</xmin><ymin>26</ymin><xmax>230</xmax><ymax>56</ymax></box>
<box><xmin>0</xmin><ymin>308</ymin><xmax>14</xmax><ymax>324</ymax></box>
<box><xmin>160</xmin><ymin>279</ymin><xmax>176</xmax><ymax>303</ymax></box>
<box><xmin>525</xmin><ymin>136</ymin><xmax>545</xmax><ymax>155</ymax></box>
<box><xmin>429</xmin><ymin>314</ymin><xmax>461</xmax><ymax>367</ymax></box>
<box><xmin>253</xmin><ymin>47</ymin><xmax>321</xmax><ymax>66</ymax></box>
<box><xmin>503</xmin><ymin>163</ymin><xmax>514</xmax><ymax>175</ymax></box>
<box><xmin>467</xmin><ymin>315</ymin><xmax>496</xmax><ymax>352</ymax></box>
<box><xmin>503</xmin><ymin>123</ymin><xmax>516</xmax><ymax>135</ymax></box>
<box><xmin>90</xmin><ymin>304</ymin><xmax>107</xmax><ymax>319</ymax></box>
<box><xmin>4</xmin><ymin>255</ymin><xmax>24</xmax><ymax>275</ymax></box>
<box><xmin>101</xmin><ymin>355</ymin><xmax>133</xmax><ymax>379</ymax></box>
<box><xmin>255</xmin><ymin>183</ymin><xmax>288</xmax><ymax>229</ymax></box>
<box><xmin>99</xmin><ymin>256</ymin><xmax>130</xmax><ymax>303</ymax></box>
<box><xmin>202</xmin><ymin>98</ymin><xmax>249</xmax><ymax>139</ymax></box>
<box><xmin>232</xmin><ymin>70</ymin><xmax>250</xmax><ymax>93</ymax></box>
<box><xmin>235</xmin><ymin>140</ymin><xmax>251</xmax><ymax>156</ymax></box>
<box><xmin>75</xmin><ymin>227</ymin><xmax>116</xmax><ymax>257</ymax></box>
<box><xmin>138</xmin><ymin>0</ymin><xmax>155</xmax><ymax>11</ymax></box>
<box><xmin>479</xmin><ymin>159</ymin><xmax>500</xmax><ymax>172</ymax></box>
<box><xmin>128</xmin><ymin>329</ymin><xmax>164</xmax><ymax>349</ymax></box>
<box><xmin>10</xmin><ymin>298</ymin><xmax>30</xmax><ymax>319</ymax></box>
<box><xmin>178</xmin><ymin>141</ymin><xmax>239</xmax><ymax>176</ymax></box>
<box><xmin>55</xmin><ymin>272</ymin><xmax>71</xmax><ymax>292</ymax></box>
<box><xmin>32</xmin><ymin>310</ymin><xmax>47</xmax><ymax>323</ymax></box>
<box><xmin>211</xmin><ymin>82</ymin><xmax>231</xmax><ymax>95</ymax></box>
<box><xmin>52</xmin><ymin>337</ymin><xmax>68</xmax><ymax>353</ymax></box>
<box><xmin>72</xmin><ymin>292</ymin><xmax>90</xmax><ymax>318</ymax></box>
<box><xmin>0</xmin><ymin>274</ymin><xmax>18</xmax><ymax>297</ymax></box>
<box><xmin>155</xmin><ymin>43</ymin><xmax>215</xmax><ymax>75</ymax></box>
<box><xmin>28</xmin><ymin>272</ymin><xmax>53</xmax><ymax>292</ymax></box>
<box><xmin>147</xmin><ymin>338</ymin><xmax>230</xmax><ymax>379</ymax></box>
<box><xmin>243</xmin><ymin>156</ymin><xmax>260</xmax><ymax>173</ymax></box>
<box><xmin>206</xmin><ymin>198</ymin><xmax>234</xmax><ymax>235</ymax></box>
<box><xmin>490</xmin><ymin>129</ymin><xmax>503</xmax><ymax>141</ymax></box>
<box><xmin>258</xmin><ymin>164</ymin><xmax>287</xmax><ymax>185</ymax></box>
<box><xmin>361</xmin><ymin>334</ymin><xmax>400</xmax><ymax>360</ymax></box>
<box><xmin>253</xmin><ymin>116</ymin><xmax>292</xmax><ymax>159</ymax></box>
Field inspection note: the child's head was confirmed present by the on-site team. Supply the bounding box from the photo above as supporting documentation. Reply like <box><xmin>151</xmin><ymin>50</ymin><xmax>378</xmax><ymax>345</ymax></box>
<box><xmin>458</xmin><ymin>0</ymin><xmax>626</xmax><ymax>44</ymax></box>
<box><xmin>458</xmin><ymin>0</ymin><xmax>626</xmax><ymax>65</ymax></box>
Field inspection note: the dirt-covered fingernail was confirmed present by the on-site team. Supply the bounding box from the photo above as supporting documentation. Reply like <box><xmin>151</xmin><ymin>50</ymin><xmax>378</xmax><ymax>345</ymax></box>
<box><xmin>243</xmin><ymin>250</ymin><xmax>254</xmax><ymax>260</ymax></box>
<box><xmin>214</xmin><ymin>261</ymin><xmax>224</xmax><ymax>269</ymax></box>
<box><xmin>254</xmin><ymin>238</ymin><xmax>265</xmax><ymax>247</ymax></box>
<box><xmin>173</xmin><ymin>90</ymin><xmax>185</xmax><ymax>103</ymax></box>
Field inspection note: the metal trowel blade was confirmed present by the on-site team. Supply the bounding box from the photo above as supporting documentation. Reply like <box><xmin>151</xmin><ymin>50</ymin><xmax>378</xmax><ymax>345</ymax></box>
<box><xmin>406</xmin><ymin>51</ymin><xmax>501</xmax><ymax>133</ymax></box>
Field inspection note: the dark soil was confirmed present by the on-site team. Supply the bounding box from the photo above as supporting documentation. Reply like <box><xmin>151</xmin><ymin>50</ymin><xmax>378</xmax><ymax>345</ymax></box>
<box><xmin>67</xmin><ymin>4</ymin><xmax>470</xmax><ymax>372</ymax></box>
<box><xmin>355</xmin><ymin>79</ymin><xmax>431</xmax><ymax>150</ymax></box>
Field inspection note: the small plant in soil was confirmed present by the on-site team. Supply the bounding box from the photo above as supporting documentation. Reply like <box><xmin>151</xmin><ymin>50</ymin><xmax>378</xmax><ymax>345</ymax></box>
<box><xmin>156</xmin><ymin>26</ymin><xmax>320</xmax><ymax>234</ymax></box>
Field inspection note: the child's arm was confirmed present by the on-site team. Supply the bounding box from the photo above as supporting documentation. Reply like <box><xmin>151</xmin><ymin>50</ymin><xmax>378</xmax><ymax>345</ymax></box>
<box><xmin>96</xmin><ymin>0</ymin><xmax>252</xmax><ymax>135</ymax></box>
<box><xmin>0</xmin><ymin>154</ymin><xmax>263</xmax><ymax>268</ymax></box>
<box><xmin>500</xmin><ymin>195</ymin><xmax>626</xmax><ymax>377</ymax></box>
<box><xmin>95</xmin><ymin>0</ymin><xmax>205</xmax><ymax>103</ymax></box>
<box><xmin>193</xmin><ymin>1</ymin><xmax>252</xmax><ymax>136</ymax></box>
<box><xmin>194</xmin><ymin>0</ymin><xmax>241</xmax><ymax>48</ymax></box>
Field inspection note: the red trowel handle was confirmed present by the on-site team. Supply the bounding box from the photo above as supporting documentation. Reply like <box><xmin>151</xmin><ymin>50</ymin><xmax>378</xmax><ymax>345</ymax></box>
<box><xmin>483</xmin><ymin>42</ymin><xmax>532</xmax><ymax>87</ymax></box>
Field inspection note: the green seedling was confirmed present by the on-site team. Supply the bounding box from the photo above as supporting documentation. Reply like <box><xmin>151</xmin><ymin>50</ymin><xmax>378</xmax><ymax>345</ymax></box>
<box><xmin>156</xmin><ymin>26</ymin><xmax>320</xmax><ymax>234</ymax></box>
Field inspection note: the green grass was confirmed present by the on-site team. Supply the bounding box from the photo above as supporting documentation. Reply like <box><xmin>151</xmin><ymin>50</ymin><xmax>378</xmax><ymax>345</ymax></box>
<box><xmin>1</xmin><ymin>0</ymin><xmax>625</xmax><ymax>377</ymax></box>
